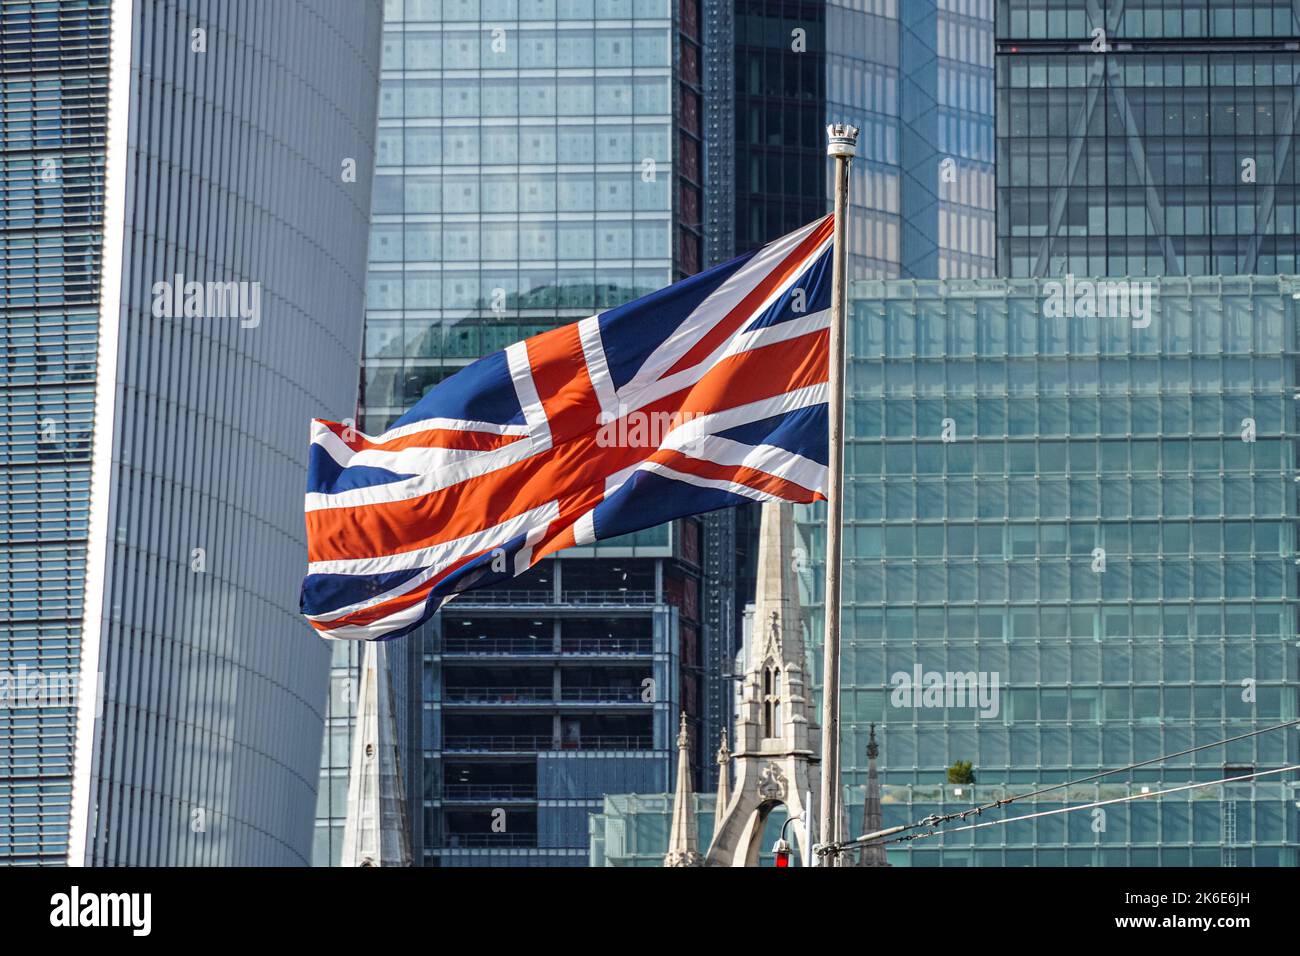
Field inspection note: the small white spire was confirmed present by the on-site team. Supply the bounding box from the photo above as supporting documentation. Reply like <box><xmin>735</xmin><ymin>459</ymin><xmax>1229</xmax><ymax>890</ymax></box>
<box><xmin>664</xmin><ymin>712</ymin><xmax>702</xmax><ymax>867</ymax></box>
<box><xmin>341</xmin><ymin>640</ymin><xmax>412</xmax><ymax>866</ymax></box>
<box><xmin>715</xmin><ymin>727</ymin><xmax>731</xmax><ymax>813</ymax></box>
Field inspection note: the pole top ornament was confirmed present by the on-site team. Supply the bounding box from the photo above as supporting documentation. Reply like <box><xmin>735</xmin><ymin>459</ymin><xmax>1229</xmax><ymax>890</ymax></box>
<box><xmin>826</xmin><ymin>123</ymin><xmax>859</xmax><ymax>158</ymax></box>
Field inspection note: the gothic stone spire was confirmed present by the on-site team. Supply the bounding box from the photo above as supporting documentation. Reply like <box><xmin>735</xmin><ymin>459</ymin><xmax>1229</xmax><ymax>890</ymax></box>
<box><xmin>704</xmin><ymin>502</ymin><xmax>818</xmax><ymax>866</ymax></box>
<box><xmin>715</xmin><ymin>727</ymin><xmax>731</xmax><ymax>813</ymax></box>
<box><xmin>341</xmin><ymin>640</ymin><xmax>412</xmax><ymax>866</ymax></box>
<box><xmin>664</xmin><ymin>712</ymin><xmax>703</xmax><ymax>867</ymax></box>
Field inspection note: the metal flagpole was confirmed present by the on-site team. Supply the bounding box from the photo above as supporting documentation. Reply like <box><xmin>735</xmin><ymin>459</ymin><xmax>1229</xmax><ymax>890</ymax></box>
<box><xmin>802</xmin><ymin>788</ymin><xmax>815</xmax><ymax>868</ymax></box>
<box><xmin>818</xmin><ymin>123</ymin><xmax>858</xmax><ymax>865</ymax></box>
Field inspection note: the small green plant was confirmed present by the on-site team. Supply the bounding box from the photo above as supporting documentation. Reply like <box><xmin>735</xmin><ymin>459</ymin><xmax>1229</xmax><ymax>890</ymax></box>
<box><xmin>946</xmin><ymin>760</ymin><xmax>976</xmax><ymax>785</ymax></box>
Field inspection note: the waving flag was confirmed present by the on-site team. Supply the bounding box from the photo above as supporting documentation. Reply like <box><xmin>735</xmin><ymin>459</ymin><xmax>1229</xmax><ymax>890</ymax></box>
<box><xmin>301</xmin><ymin>215</ymin><xmax>834</xmax><ymax>640</ymax></box>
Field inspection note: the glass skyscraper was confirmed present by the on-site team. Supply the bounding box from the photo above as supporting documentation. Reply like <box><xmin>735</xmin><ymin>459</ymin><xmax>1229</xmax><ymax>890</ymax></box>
<box><xmin>732</xmin><ymin>0</ymin><xmax>827</xmax><ymax>257</ymax></box>
<box><xmin>997</xmin><ymin>0</ymin><xmax>1300</xmax><ymax>276</ymax></box>
<box><xmin>1</xmin><ymin>0</ymin><xmax>381</xmax><ymax>865</ymax></box>
<box><xmin>315</xmin><ymin>0</ymin><xmax>708</xmax><ymax>866</ymax></box>
<box><xmin>796</xmin><ymin>274</ymin><xmax>1300</xmax><ymax>864</ymax></box>
<box><xmin>733</xmin><ymin>0</ymin><xmax>997</xmax><ymax>279</ymax></box>
<box><xmin>1</xmin><ymin>0</ymin><xmax>110</xmax><ymax>866</ymax></box>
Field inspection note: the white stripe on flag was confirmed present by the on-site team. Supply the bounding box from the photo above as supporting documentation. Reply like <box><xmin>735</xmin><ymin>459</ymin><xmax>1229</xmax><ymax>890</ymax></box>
<box><xmin>513</xmin><ymin>516</ymin><xmax>551</xmax><ymax>575</ymax></box>
<box><xmin>578</xmin><ymin>315</ymin><xmax>619</xmax><ymax>421</ymax></box>
<box><xmin>666</xmin><ymin>433</ymin><xmax>827</xmax><ymax>494</ymax></box>
<box><xmin>316</xmin><ymin>427</ymin><xmax>496</xmax><ymax>476</ymax></box>
<box><xmin>305</xmin><ymin>431</ymin><xmax>538</xmax><ymax>511</ymax></box>
<box><xmin>663</xmin><ymin>381</ymin><xmax>829</xmax><ymax>448</ymax></box>
<box><xmin>507</xmin><ymin>340</ymin><xmax>552</xmax><ymax>452</ymax></box>
<box><xmin>634</xmin><ymin>462</ymin><xmax>786</xmax><ymax>504</ymax></box>
<box><xmin>307</xmin><ymin>500</ymin><xmax>562</xmax><ymax>580</ymax></box>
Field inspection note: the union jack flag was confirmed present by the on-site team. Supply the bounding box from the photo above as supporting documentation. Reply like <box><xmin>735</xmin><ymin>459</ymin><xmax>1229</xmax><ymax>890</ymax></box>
<box><xmin>301</xmin><ymin>215</ymin><xmax>833</xmax><ymax>640</ymax></box>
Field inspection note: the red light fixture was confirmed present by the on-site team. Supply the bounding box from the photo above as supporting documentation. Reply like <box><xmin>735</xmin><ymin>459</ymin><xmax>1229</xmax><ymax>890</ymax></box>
<box><xmin>772</xmin><ymin>837</ymin><xmax>792</xmax><ymax>868</ymax></box>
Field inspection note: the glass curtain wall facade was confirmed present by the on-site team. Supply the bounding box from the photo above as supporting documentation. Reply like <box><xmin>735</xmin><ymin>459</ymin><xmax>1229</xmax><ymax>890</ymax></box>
<box><xmin>997</xmin><ymin>0</ymin><xmax>1300</xmax><ymax>277</ymax></box>
<box><xmin>795</xmin><ymin>275</ymin><xmax>1300</xmax><ymax>865</ymax></box>
<box><xmin>733</xmin><ymin>0</ymin><xmax>827</xmax><ymax>256</ymax></box>
<box><xmin>819</xmin><ymin>0</ymin><xmax>996</xmax><ymax>279</ymax></box>
<box><xmin>726</xmin><ymin>0</ymin><xmax>998</xmax><ymax>862</ymax></box>
<box><xmin>0</xmin><ymin>0</ymin><xmax>110</xmax><ymax>865</ymax></box>
<box><xmin>0</xmin><ymin>0</ymin><xmax>379</xmax><ymax>868</ymax></box>
<box><xmin>316</xmin><ymin>0</ymin><xmax>708</xmax><ymax>867</ymax></box>
<box><xmin>589</xmin><ymin>792</ymin><xmax>794</xmax><ymax>865</ymax></box>
<box><xmin>897</xmin><ymin>0</ymin><xmax>997</xmax><ymax>277</ymax></box>
<box><xmin>591</xmin><ymin>770</ymin><xmax>1297</xmax><ymax>865</ymax></box>
<box><xmin>732</xmin><ymin>0</ymin><xmax>995</xmax><ymax>279</ymax></box>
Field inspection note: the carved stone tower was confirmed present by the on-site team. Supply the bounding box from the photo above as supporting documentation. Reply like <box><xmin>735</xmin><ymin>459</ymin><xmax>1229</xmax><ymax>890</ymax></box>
<box><xmin>705</xmin><ymin>501</ymin><xmax>819</xmax><ymax>866</ymax></box>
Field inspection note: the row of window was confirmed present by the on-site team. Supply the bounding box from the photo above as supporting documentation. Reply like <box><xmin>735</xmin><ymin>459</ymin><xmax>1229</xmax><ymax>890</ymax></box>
<box><xmin>383</xmin><ymin>0</ymin><xmax>672</xmax><ymax>21</ymax></box>
<box><xmin>380</xmin><ymin>77</ymin><xmax>671</xmax><ymax>119</ymax></box>
<box><xmin>850</xmin><ymin>687</ymin><xmax>1288</xmax><ymax>723</ymax></box>
<box><xmin>1001</xmin><ymin>151</ymin><xmax>1300</xmax><ymax>196</ymax></box>
<box><xmin>381</xmin><ymin>28</ymin><xmax>672</xmax><ymax>70</ymax></box>
<box><xmin>365</xmin><ymin>269</ymin><xmax>668</xmax><ymax>312</ymax></box>
<box><xmin>1002</xmin><ymin>197</ymin><xmax>1300</xmax><ymax>243</ymax></box>
<box><xmin>1003</xmin><ymin>88</ymin><xmax>1299</xmax><ymax>139</ymax></box>
<box><xmin>369</xmin><ymin>220</ymin><xmax>671</xmax><ymax>262</ymax></box>
<box><xmin>839</xmin><ymin>477</ymin><xmax>1291</xmax><ymax>520</ymax></box>
<box><xmin>842</xmin><ymin>728</ymin><xmax>1294</xmax><ymax>779</ymax></box>
<box><xmin>846</xmin><ymin>398</ymin><xmax>1290</xmax><ymax>433</ymax></box>
<box><xmin>1000</xmin><ymin>246</ymin><xmax>1300</xmax><ymax>278</ymax></box>
<box><xmin>998</xmin><ymin>54</ymin><xmax>1300</xmax><ymax>90</ymax></box>
<box><xmin>849</xmin><ymin>433</ymin><xmax>1293</xmax><ymax>464</ymax></box>
<box><xmin>375</xmin><ymin>122</ymin><xmax>671</xmax><ymax>166</ymax></box>
<box><xmin>808</xmin><ymin>599</ymin><xmax>1293</xmax><ymax>639</ymax></box>
<box><xmin>849</xmin><ymin>299</ymin><xmax>1288</xmax><ymax>357</ymax></box>
<box><xmin>842</xmin><ymin>520</ymin><xmax>1292</xmax><ymax>558</ymax></box>
<box><xmin>822</xmin><ymin>559</ymin><xmax>1292</xmax><ymax>602</ymax></box>
<box><xmin>842</xmin><ymin>640</ymin><xmax>1290</xmax><ymax>673</ymax></box>
<box><xmin>370</xmin><ymin>175</ymin><xmax>671</xmax><ymax>216</ymax></box>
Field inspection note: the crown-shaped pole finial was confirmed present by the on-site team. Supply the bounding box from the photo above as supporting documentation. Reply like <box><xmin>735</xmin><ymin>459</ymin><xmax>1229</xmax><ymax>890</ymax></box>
<box><xmin>826</xmin><ymin>123</ymin><xmax>859</xmax><ymax>158</ymax></box>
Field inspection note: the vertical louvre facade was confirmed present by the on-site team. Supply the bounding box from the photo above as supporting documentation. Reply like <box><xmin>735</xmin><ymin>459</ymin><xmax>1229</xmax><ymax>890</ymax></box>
<box><xmin>0</xmin><ymin>0</ymin><xmax>110</xmax><ymax>866</ymax></box>
<box><xmin>13</xmin><ymin>0</ymin><xmax>383</xmax><ymax>866</ymax></box>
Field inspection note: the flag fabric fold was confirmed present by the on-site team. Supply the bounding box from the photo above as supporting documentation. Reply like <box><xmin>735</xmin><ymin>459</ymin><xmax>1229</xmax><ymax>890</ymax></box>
<box><xmin>301</xmin><ymin>215</ymin><xmax>834</xmax><ymax>640</ymax></box>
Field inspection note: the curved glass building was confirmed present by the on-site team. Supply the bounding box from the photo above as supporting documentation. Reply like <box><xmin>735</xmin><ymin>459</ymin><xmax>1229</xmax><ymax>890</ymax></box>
<box><xmin>0</xmin><ymin>0</ymin><xmax>382</xmax><ymax>865</ymax></box>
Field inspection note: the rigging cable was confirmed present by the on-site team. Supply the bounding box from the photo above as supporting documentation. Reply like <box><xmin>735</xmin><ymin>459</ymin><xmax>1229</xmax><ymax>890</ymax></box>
<box><xmin>854</xmin><ymin>764</ymin><xmax>1300</xmax><ymax>849</ymax></box>
<box><xmin>821</xmin><ymin>716</ymin><xmax>1300</xmax><ymax>857</ymax></box>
